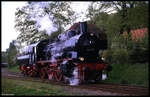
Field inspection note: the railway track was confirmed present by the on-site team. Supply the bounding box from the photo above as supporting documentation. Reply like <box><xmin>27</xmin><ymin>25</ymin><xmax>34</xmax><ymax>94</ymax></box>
<box><xmin>79</xmin><ymin>83</ymin><xmax>148</xmax><ymax>96</ymax></box>
<box><xmin>2</xmin><ymin>68</ymin><xmax>149</xmax><ymax>96</ymax></box>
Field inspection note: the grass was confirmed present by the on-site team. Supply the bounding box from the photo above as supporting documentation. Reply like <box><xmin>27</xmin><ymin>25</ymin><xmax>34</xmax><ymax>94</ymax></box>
<box><xmin>6</xmin><ymin>65</ymin><xmax>20</xmax><ymax>73</ymax></box>
<box><xmin>103</xmin><ymin>63</ymin><xmax>149</xmax><ymax>86</ymax></box>
<box><xmin>2</xmin><ymin>77</ymin><xmax>71</xmax><ymax>96</ymax></box>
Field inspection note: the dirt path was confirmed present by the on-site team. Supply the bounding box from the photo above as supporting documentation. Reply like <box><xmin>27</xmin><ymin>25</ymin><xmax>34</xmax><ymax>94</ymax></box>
<box><xmin>2</xmin><ymin>67</ymin><xmax>22</xmax><ymax>77</ymax></box>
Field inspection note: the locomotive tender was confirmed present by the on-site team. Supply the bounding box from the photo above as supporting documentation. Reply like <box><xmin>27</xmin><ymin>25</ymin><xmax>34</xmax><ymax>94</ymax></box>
<box><xmin>17</xmin><ymin>21</ymin><xmax>112</xmax><ymax>85</ymax></box>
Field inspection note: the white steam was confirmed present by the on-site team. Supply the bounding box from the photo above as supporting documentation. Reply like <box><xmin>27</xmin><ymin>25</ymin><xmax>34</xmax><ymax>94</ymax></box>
<box><xmin>63</xmin><ymin>67</ymin><xmax>80</xmax><ymax>86</ymax></box>
<box><xmin>63</xmin><ymin>67</ymin><xmax>79</xmax><ymax>86</ymax></box>
<box><xmin>102</xmin><ymin>74</ymin><xmax>107</xmax><ymax>80</ymax></box>
<box><xmin>36</xmin><ymin>14</ymin><xmax>58</xmax><ymax>35</ymax></box>
<box><xmin>28</xmin><ymin>2</ymin><xmax>58</xmax><ymax>36</ymax></box>
<box><xmin>69</xmin><ymin>67</ymin><xmax>79</xmax><ymax>86</ymax></box>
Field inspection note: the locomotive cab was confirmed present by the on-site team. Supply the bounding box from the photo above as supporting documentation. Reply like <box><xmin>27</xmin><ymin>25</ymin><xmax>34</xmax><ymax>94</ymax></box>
<box><xmin>17</xmin><ymin>43</ymin><xmax>38</xmax><ymax>66</ymax></box>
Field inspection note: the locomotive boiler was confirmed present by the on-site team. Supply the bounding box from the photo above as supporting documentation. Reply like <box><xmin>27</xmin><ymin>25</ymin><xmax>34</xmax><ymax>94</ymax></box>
<box><xmin>17</xmin><ymin>21</ymin><xmax>112</xmax><ymax>85</ymax></box>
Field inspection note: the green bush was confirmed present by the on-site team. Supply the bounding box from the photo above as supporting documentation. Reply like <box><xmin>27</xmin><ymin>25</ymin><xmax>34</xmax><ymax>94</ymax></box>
<box><xmin>104</xmin><ymin>49</ymin><xmax>128</xmax><ymax>64</ymax></box>
<box><xmin>127</xmin><ymin>32</ymin><xmax>149</xmax><ymax>64</ymax></box>
<box><xmin>112</xmin><ymin>49</ymin><xmax>128</xmax><ymax>64</ymax></box>
<box><xmin>129</xmin><ymin>46</ymin><xmax>148</xmax><ymax>64</ymax></box>
<box><xmin>104</xmin><ymin>50</ymin><xmax>113</xmax><ymax>63</ymax></box>
<box><xmin>105</xmin><ymin>31</ymin><xmax>148</xmax><ymax>64</ymax></box>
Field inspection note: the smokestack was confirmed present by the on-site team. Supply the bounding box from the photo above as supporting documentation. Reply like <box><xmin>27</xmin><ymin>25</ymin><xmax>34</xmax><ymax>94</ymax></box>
<box><xmin>80</xmin><ymin>21</ymin><xmax>87</xmax><ymax>33</ymax></box>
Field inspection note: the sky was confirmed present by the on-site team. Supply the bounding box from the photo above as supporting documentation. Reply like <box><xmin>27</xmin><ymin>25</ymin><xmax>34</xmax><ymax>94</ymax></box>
<box><xmin>2</xmin><ymin>1</ymin><xmax>28</xmax><ymax>52</ymax></box>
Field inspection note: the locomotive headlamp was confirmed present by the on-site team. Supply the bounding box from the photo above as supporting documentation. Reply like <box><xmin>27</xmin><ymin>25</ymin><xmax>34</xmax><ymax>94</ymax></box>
<box><xmin>101</xmin><ymin>57</ymin><xmax>105</xmax><ymax>60</ymax></box>
<box><xmin>79</xmin><ymin>57</ymin><xmax>84</xmax><ymax>61</ymax></box>
<box><xmin>89</xmin><ymin>41</ymin><xmax>92</xmax><ymax>44</ymax></box>
<box><xmin>90</xmin><ymin>33</ymin><xmax>94</xmax><ymax>36</ymax></box>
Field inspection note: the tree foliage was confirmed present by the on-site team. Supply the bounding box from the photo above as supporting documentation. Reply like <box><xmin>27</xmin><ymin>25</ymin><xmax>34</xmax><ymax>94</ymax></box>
<box><xmin>15</xmin><ymin>4</ymin><xmax>48</xmax><ymax>45</ymax></box>
<box><xmin>44</xmin><ymin>2</ymin><xmax>76</xmax><ymax>30</ymax></box>
<box><xmin>87</xmin><ymin>1</ymin><xmax>148</xmax><ymax>34</ymax></box>
<box><xmin>6</xmin><ymin>40</ymin><xmax>18</xmax><ymax>68</ymax></box>
<box><xmin>87</xmin><ymin>1</ymin><xmax>112</xmax><ymax>24</ymax></box>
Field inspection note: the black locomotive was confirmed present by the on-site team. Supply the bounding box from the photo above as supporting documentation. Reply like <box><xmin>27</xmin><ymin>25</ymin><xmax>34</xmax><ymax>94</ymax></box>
<box><xmin>17</xmin><ymin>21</ymin><xmax>111</xmax><ymax>85</ymax></box>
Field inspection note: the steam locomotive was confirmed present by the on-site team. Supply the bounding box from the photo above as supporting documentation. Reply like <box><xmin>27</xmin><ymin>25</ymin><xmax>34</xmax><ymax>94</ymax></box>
<box><xmin>17</xmin><ymin>21</ymin><xmax>112</xmax><ymax>85</ymax></box>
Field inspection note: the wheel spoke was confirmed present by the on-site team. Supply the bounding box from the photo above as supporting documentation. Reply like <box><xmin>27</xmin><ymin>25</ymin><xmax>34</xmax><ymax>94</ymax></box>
<box><xmin>55</xmin><ymin>70</ymin><xmax>62</xmax><ymax>81</ymax></box>
<box><xmin>40</xmin><ymin>68</ymin><xmax>45</xmax><ymax>80</ymax></box>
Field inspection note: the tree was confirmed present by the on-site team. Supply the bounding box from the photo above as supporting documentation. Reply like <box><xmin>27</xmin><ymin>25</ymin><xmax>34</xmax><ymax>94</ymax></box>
<box><xmin>14</xmin><ymin>2</ymin><xmax>76</xmax><ymax>45</ymax></box>
<box><xmin>14</xmin><ymin>4</ymin><xmax>49</xmax><ymax>45</ymax></box>
<box><xmin>6</xmin><ymin>40</ymin><xmax>18</xmax><ymax>68</ymax></box>
<box><xmin>43</xmin><ymin>2</ymin><xmax>76</xmax><ymax>31</ymax></box>
<box><xmin>127</xmin><ymin>1</ymin><xmax>149</xmax><ymax>30</ymax></box>
<box><xmin>87</xmin><ymin>1</ymin><xmax>112</xmax><ymax>24</ymax></box>
<box><xmin>1</xmin><ymin>51</ymin><xmax>7</xmax><ymax>63</ymax></box>
<box><xmin>87</xmin><ymin>1</ymin><xmax>148</xmax><ymax>34</ymax></box>
<box><xmin>111</xmin><ymin>1</ymin><xmax>148</xmax><ymax>34</ymax></box>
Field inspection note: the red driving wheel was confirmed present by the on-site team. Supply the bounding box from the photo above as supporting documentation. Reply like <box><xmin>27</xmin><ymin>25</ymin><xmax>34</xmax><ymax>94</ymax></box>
<box><xmin>47</xmin><ymin>68</ymin><xmax>55</xmax><ymax>81</ymax></box>
<box><xmin>40</xmin><ymin>68</ymin><xmax>45</xmax><ymax>80</ymax></box>
<box><xmin>55</xmin><ymin>70</ymin><xmax>63</xmax><ymax>82</ymax></box>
